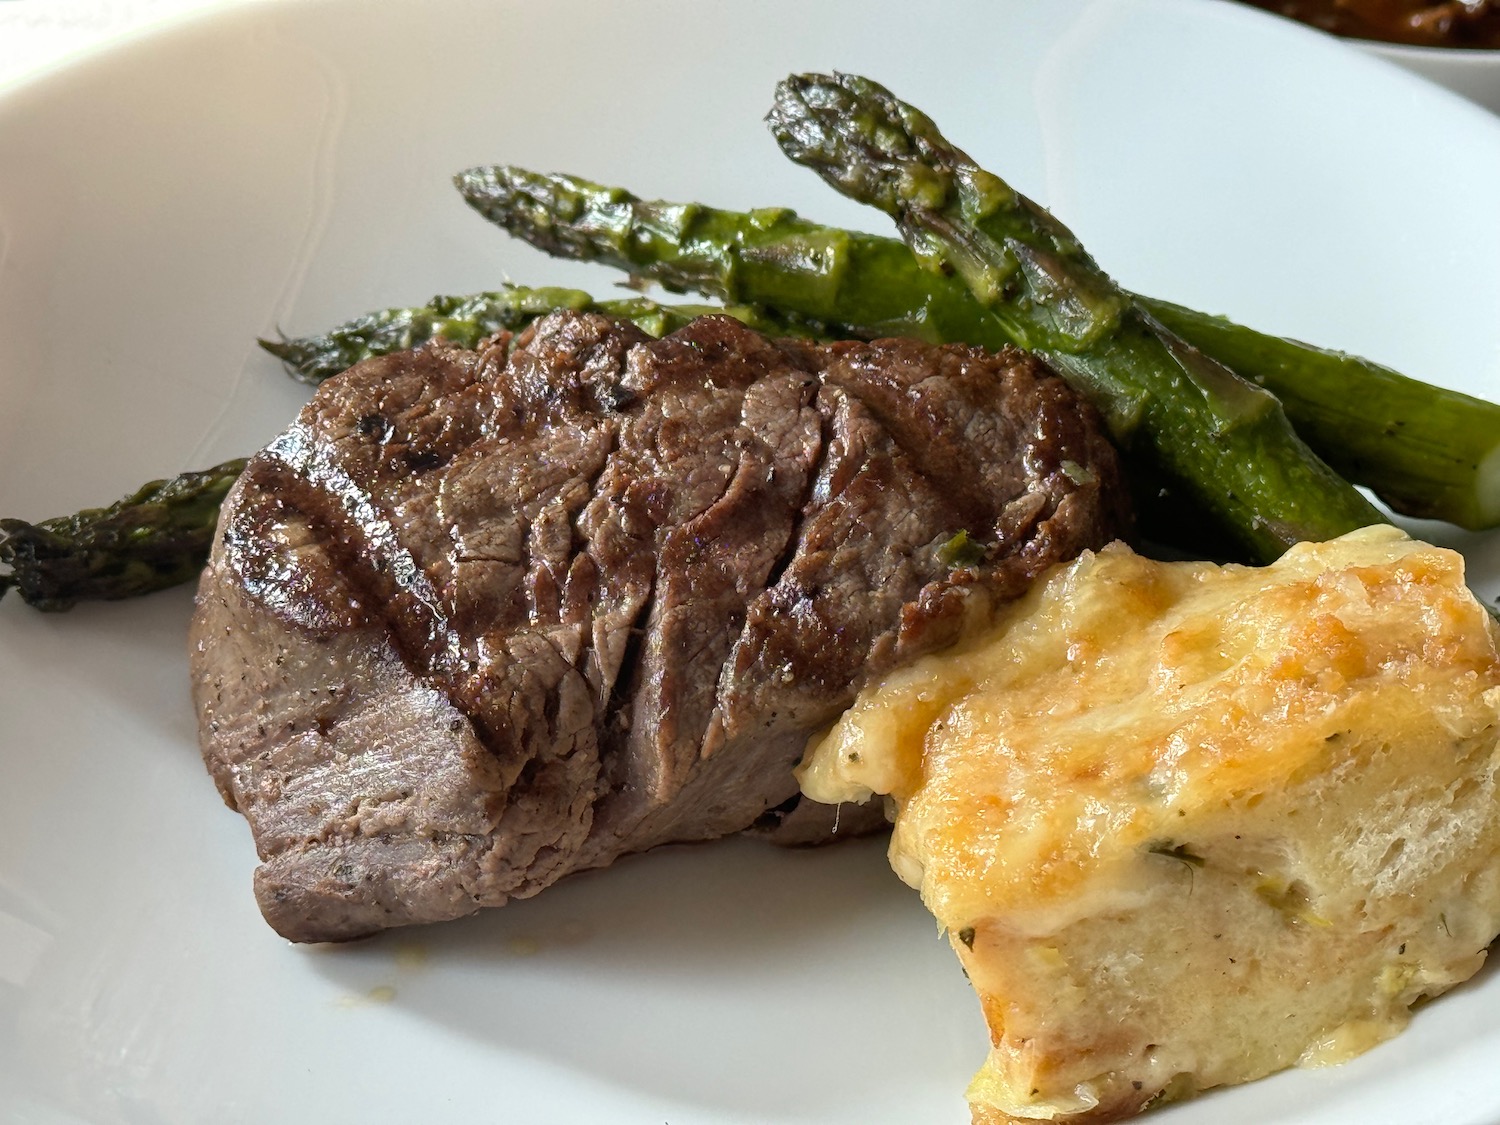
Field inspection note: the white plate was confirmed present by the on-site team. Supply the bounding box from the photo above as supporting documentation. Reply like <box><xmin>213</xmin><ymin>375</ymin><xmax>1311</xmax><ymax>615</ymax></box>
<box><xmin>2</xmin><ymin>1</ymin><xmax>1499</xmax><ymax>1121</ymax></box>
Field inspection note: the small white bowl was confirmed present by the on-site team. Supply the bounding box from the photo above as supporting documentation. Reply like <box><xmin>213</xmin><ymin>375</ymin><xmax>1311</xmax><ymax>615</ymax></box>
<box><xmin>1361</xmin><ymin>41</ymin><xmax>1500</xmax><ymax>114</ymax></box>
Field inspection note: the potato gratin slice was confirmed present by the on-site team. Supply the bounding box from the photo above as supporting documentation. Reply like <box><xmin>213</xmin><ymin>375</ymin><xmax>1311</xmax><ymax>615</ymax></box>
<box><xmin>800</xmin><ymin>526</ymin><xmax>1500</xmax><ymax>1123</ymax></box>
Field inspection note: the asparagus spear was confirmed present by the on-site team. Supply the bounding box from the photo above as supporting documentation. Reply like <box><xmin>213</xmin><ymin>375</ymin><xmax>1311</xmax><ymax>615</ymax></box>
<box><xmin>763</xmin><ymin>71</ymin><xmax>1383</xmax><ymax>562</ymax></box>
<box><xmin>5</xmin><ymin>289</ymin><xmax>810</xmax><ymax>612</ymax></box>
<box><xmin>261</xmin><ymin>283</ymin><xmax>823</xmax><ymax>384</ymax></box>
<box><xmin>457</xmin><ymin>167</ymin><xmax>1500</xmax><ymax>531</ymax></box>
<box><xmin>1142</xmin><ymin>298</ymin><xmax>1500</xmax><ymax>529</ymax></box>
<box><xmin>456</xmin><ymin>167</ymin><xmax>988</xmax><ymax>345</ymax></box>
<box><xmin>0</xmin><ymin>459</ymin><xmax>247</xmax><ymax>611</ymax></box>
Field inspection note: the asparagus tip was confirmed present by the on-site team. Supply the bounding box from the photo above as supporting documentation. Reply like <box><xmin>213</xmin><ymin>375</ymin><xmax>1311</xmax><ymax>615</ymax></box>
<box><xmin>257</xmin><ymin>334</ymin><xmax>295</xmax><ymax>360</ymax></box>
<box><xmin>257</xmin><ymin>333</ymin><xmax>326</xmax><ymax>385</ymax></box>
<box><xmin>767</xmin><ymin>72</ymin><xmax>964</xmax><ymax>221</ymax></box>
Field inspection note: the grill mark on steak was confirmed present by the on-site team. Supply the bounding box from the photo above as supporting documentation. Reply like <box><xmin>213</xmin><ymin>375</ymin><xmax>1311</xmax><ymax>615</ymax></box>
<box><xmin>571</xmin><ymin>327</ymin><xmax>829</xmax><ymax>858</ymax></box>
<box><xmin>740</xmin><ymin>359</ymin><xmax>829</xmax><ymax>634</ymax></box>
<box><xmin>192</xmin><ymin>311</ymin><xmax>1130</xmax><ymax>941</ymax></box>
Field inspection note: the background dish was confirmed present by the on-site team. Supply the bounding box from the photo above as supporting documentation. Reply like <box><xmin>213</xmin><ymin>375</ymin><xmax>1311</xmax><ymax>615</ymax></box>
<box><xmin>1364</xmin><ymin>40</ymin><xmax>1500</xmax><ymax>113</ymax></box>
<box><xmin>2</xmin><ymin>1</ymin><xmax>1499</xmax><ymax>1121</ymax></box>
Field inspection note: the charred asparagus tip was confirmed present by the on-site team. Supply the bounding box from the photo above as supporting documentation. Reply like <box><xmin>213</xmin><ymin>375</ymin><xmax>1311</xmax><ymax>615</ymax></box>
<box><xmin>0</xmin><ymin>459</ymin><xmax>247</xmax><ymax>611</ymax></box>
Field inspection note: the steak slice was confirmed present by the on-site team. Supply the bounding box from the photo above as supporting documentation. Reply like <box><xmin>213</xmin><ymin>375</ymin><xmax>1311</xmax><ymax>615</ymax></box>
<box><xmin>191</xmin><ymin>312</ymin><xmax>1129</xmax><ymax>942</ymax></box>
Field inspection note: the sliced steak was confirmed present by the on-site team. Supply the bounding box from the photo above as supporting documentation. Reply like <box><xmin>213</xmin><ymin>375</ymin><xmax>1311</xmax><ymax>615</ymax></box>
<box><xmin>191</xmin><ymin>312</ymin><xmax>1129</xmax><ymax>942</ymax></box>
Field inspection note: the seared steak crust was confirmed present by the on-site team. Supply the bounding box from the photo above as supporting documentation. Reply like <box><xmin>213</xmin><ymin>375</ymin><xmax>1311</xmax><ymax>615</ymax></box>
<box><xmin>191</xmin><ymin>313</ymin><xmax>1128</xmax><ymax>941</ymax></box>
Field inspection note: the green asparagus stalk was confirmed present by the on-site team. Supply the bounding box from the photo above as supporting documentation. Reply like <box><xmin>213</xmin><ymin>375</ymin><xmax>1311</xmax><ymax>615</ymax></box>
<box><xmin>6</xmin><ymin>288</ymin><xmax>810</xmax><ymax>612</ymax></box>
<box><xmin>764</xmin><ymin>71</ymin><xmax>1383</xmax><ymax>562</ymax></box>
<box><xmin>261</xmin><ymin>283</ymin><xmax>825</xmax><ymax>384</ymax></box>
<box><xmin>457</xmin><ymin>166</ymin><xmax>1500</xmax><ymax>531</ymax></box>
<box><xmin>456</xmin><ymin>167</ymin><xmax>989</xmax><ymax>345</ymax></box>
<box><xmin>1141</xmin><ymin>297</ymin><xmax>1500</xmax><ymax>529</ymax></box>
<box><xmin>0</xmin><ymin>459</ymin><xmax>247</xmax><ymax>611</ymax></box>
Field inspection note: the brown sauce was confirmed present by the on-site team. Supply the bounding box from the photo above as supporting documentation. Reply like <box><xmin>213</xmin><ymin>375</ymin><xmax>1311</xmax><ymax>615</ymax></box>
<box><xmin>1241</xmin><ymin>0</ymin><xmax>1500</xmax><ymax>47</ymax></box>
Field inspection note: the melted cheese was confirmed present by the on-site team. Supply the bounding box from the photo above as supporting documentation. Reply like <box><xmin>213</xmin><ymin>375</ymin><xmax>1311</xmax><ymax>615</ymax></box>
<box><xmin>801</xmin><ymin>527</ymin><xmax>1500</xmax><ymax>1122</ymax></box>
